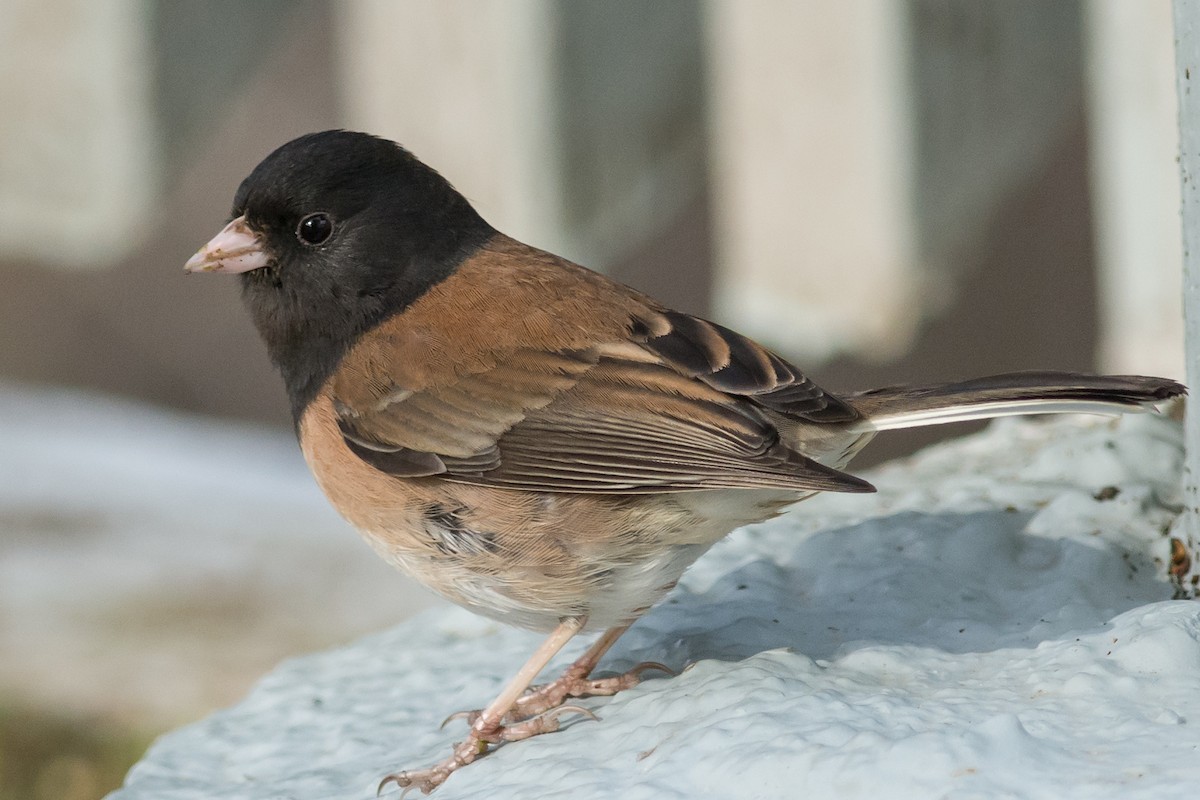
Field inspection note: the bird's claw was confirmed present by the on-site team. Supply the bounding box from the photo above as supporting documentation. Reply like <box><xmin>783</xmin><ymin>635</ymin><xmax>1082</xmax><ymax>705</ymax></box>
<box><xmin>509</xmin><ymin>659</ymin><xmax>674</xmax><ymax>719</ymax></box>
<box><xmin>378</xmin><ymin>707</ymin><xmax>597</xmax><ymax>794</ymax></box>
<box><xmin>438</xmin><ymin>709</ymin><xmax>477</xmax><ymax>730</ymax></box>
<box><xmin>481</xmin><ymin>703</ymin><xmax>599</xmax><ymax>743</ymax></box>
<box><xmin>442</xmin><ymin>660</ymin><xmax>674</xmax><ymax>729</ymax></box>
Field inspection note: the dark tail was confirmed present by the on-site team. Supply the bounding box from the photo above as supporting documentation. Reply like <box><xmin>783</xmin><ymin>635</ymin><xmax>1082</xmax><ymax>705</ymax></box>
<box><xmin>846</xmin><ymin>371</ymin><xmax>1185</xmax><ymax>432</ymax></box>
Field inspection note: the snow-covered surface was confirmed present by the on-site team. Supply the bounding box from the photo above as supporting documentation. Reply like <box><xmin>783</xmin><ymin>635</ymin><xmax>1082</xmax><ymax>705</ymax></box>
<box><xmin>0</xmin><ymin>383</ymin><xmax>443</xmax><ymax>724</ymax></box>
<box><xmin>99</xmin><ymin>408</ymin><xmax>1200</xmax><ymax>799</ymax></box>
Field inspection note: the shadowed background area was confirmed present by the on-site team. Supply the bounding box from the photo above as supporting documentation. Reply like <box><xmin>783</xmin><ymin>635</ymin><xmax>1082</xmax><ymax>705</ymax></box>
<box><xmin>0</xmin><ymin>2</ymin><xmax>1185</xmax><ymax>799</ymax></box>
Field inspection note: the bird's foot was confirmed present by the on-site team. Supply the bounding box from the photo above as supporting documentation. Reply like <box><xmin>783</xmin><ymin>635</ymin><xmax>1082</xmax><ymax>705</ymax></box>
<box><xmin>442</xmin><ymin>660</ymin><xmax>673</xmax><ymax>729</ymax></box>
<box><xmin>380</xmin><ymin>706</ymin><xmax>597</xmax><ymax>795</ymax></box>
<box><xmin>377</xmin><ymin>736</ymin><xmax>484</xmax><ymax>797</ymax></box>
<box><xmin>514</xmin><ymin>661</ymin><xmax>674</xmax><ymax>719</ymax></box>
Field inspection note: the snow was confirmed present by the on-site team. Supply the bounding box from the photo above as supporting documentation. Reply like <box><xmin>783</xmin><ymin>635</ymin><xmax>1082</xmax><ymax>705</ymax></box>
<box><xmin>0</xmin><ymin>383</ymin><xmax>444</xmax><ymax>724</ymax></box>
<box><xmin>75</xmin><ymin>397</ymin><xmax>1200</xmax><ymax>799</ymax></box>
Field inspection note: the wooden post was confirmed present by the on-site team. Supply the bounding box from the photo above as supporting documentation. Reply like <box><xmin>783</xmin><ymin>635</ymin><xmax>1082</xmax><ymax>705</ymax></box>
<box><xmin>1174</xmin><ymin>0</ymin><xmax>1200</xmax><ymax>592</ymax></box>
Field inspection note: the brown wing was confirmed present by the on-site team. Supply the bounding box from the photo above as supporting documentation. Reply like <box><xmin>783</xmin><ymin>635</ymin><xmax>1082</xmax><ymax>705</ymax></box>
<box><xmin>328</xmin><ymin>234</ymin><xmax>870</xmax><ymax>494</ymax></box>
<box><xmin>639</xmin><ymin>309</ymin><xmax>860</xmax><ymax>422</ymax></box>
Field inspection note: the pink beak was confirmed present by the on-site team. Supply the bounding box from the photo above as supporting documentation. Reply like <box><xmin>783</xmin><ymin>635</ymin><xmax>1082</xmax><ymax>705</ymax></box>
<box><xmin>184</xmin><ymin>216</ymin><xmax>270</xmax><ymax>274</ymax></box>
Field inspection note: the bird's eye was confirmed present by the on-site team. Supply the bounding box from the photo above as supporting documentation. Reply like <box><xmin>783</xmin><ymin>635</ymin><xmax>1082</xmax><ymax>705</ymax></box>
<box><xmin>296</xmin><ymin>213</ymin><xmax>334</xmax><ymax>245</ymax></box>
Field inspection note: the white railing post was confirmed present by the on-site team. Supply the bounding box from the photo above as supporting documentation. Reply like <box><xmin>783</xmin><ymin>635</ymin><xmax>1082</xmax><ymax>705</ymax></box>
<box><xmin>1174</xmin><ymin>0</ymin><xmax>1200</xmax><ymax>581</ymax></box>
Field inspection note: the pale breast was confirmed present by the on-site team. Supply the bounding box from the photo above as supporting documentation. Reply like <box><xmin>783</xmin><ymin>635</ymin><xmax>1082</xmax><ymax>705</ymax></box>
<box><xmin>299</xmin><ymin>390</ymin><xmax>781</xmax><ymax>632</ymax></box>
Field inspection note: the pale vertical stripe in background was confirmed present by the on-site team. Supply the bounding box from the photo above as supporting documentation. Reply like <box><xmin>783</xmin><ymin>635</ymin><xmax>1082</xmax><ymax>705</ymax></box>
<box><xmin>1086</xmin><ymin>0</ymin><xmax>1185</xmax><ymax>379</ymax></box>
<box><xmin>705</xmin><ymin>0</ymin><xmax>919</xmax><ymax>363</ymax></box>
<box><xmin>335</xmin><ymin>1</ymin><xmax>707</xmax><ymax>275</ymax></box>
<box><xmin>0</xmin><ymin>0</ymin><xmax>158</xmax><ymax>269</ymax></box>
<box><xmin>335</xmin><ymin>0</ymin><xmax>566</xmax><ymax>258</ymax></box>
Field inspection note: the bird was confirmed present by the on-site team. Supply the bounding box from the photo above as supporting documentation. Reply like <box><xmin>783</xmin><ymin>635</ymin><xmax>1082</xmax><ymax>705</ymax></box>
<box><xmin>184</xmin><ymin>129</ymin><xmax>1185</xmax><ymax>794</ymax></box>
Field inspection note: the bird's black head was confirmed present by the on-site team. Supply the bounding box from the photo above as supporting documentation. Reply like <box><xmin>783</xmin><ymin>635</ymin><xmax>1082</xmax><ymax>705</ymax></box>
<box><xmin>186</xmin><ymin>130</ymin><xmax>494</xmax><ymax>420</ymax></box>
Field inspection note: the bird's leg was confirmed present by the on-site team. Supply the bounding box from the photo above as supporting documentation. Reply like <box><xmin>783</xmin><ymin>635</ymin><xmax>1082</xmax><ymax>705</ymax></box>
<box><xmin>379</xmin><ymin>617</ymin><xmax>586</xmax><ymax>796</ymax></box>
<box><xmin>508</xmin><ymin>623</ymin><xmax>673</xmax><ymax>720</ymax></box>
<box><xmin>442</xmin><ymin>623</ymin><xmax>673</xmax><ymax>729</ymax></box>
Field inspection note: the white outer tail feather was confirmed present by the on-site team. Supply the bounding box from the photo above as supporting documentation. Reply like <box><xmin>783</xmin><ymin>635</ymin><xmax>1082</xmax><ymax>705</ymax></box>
<box><xmin>858</xmin><ymin>398</ymin><xmax>1157</xmax><ymax>433</ymax></box>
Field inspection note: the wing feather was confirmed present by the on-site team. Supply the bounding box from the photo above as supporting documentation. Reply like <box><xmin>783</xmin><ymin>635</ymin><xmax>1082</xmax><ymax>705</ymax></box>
<box><xmin>324</xmin><ymin>238</ymin><xmax>869</xmax><ymax>493</ymax></box>
<box><xmin>336</xmin><ymin>349</ymin><xmax>871</xmax><ymax>493</ymax></box>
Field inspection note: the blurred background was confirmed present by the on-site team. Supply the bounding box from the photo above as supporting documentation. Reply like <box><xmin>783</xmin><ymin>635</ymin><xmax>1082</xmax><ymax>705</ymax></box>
<box><xmin>0</xmin><ymin>1</ymin><xmax>1187</xmax><ymax>798</ymax></box>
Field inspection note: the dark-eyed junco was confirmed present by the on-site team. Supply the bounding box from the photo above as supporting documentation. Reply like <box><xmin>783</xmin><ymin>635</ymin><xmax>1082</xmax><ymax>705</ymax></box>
<box><xmin>185</xmin><ymin>130</ymin><xmax>1185</xmax><ymax>793</ymax></box>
